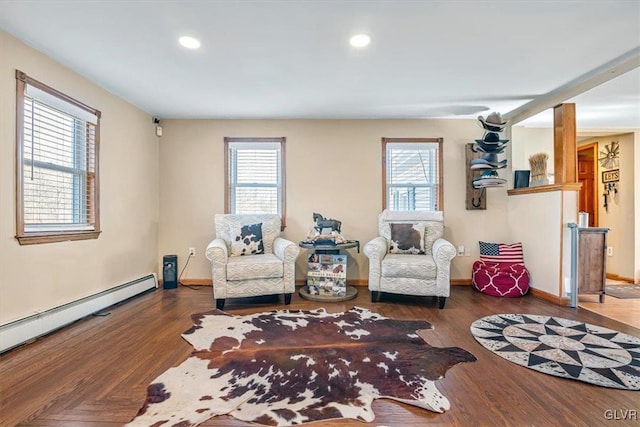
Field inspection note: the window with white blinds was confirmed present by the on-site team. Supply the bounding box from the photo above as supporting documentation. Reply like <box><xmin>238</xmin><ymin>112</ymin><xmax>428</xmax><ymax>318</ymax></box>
<box><xmin>225</xmin><ymin>137</ymin><xmax>286</xmax><ymax>225</ymax></box>
<box><xmin>383</xmin><ymin>138</ymin><xmax>443</xmax><ymax>211</ymax></box>
<box><xmin>15</xmin><ymin>70</ymin><xmax>101</xmax><ymax>245</ymax></box>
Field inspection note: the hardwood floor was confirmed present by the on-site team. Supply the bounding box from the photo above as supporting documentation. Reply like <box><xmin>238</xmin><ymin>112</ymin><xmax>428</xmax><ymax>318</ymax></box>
<box><xmin>1</xmin><ymin>286</ymin><xmax>638</xmax><ymax>427</ymax></box>
<box><xmin>579</xmin><ymin>281</ymin><xmax>640</xmax><ymax>329</ymax></box>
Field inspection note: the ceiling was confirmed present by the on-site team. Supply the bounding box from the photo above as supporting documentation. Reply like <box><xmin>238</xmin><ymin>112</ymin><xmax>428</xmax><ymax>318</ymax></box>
<box><xmin>1</xmin><ymin>1</ymin><xmax>639</xmax><ymax>128</ymax></box>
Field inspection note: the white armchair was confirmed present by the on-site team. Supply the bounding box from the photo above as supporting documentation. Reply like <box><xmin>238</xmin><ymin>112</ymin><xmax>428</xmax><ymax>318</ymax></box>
<box><xmin>363</xmin><ymin>210</ymin><xmax>456</xmax><ymax>309</ymax></box>
<box><xmin>205</xmin><ymin>214</ymin><xmax>300</xmax><ymax>310</ymax></box>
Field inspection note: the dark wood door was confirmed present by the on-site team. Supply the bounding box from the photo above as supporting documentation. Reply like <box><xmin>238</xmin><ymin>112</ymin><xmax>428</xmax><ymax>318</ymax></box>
<box><xmin>578</xmin><ymin>146</ymin><xmax>596</xmax><ymax>227</ymax></box>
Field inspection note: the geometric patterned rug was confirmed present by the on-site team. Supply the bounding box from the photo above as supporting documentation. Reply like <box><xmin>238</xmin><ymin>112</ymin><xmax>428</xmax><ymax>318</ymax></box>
<box><xmin>470</xmin><ymin>314</ymin><xmax>640</xmax><ymax>390</ymax></box>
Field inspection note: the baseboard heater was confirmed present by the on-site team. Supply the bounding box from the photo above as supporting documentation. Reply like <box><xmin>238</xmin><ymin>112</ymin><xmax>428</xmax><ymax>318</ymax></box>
<box><xmin>0</xmin><ymin>273</ymin><xmax>158</xmax><ymax>354</ymax></box>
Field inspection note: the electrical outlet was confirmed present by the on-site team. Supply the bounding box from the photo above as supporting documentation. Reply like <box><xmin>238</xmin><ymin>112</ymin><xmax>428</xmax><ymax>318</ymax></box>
<box><xmin>457</xmin><ymin>245</ymin><xmax>465</xmax><ymax>256</ymax></box>
<box><xmin>189</xmin><ymin>247</ymin><xmax>196</xmax><ymax>257</ymax></box>
<box><xmin>606</xmin><ymin>246</ymin><xmax>613</xmax><ymax>257</ymax></box>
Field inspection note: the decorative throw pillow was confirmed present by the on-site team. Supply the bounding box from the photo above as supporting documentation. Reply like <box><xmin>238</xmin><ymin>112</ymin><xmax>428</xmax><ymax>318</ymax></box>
<box><xmin>389</xmin><ymin>223</ymin><xmax>426</xmax><ymax>254</ymax></box>
<box><xmin>479</xmin><ymin>241</ymin><xmax>524</xmax><ymax>263</ymax></box>
<box><xmin>230</xmin><ymin>223</ymin><xmax>264</xmax><ymax>256</ymax></box>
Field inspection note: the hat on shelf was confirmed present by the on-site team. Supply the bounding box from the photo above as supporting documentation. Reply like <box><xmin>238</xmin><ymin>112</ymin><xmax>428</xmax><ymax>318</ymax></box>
<box><xmin>483</xmin><ymin>132</ymin><xmax>508</xmax><ymax>143</ymax></box>
<box><xmin>473</xmin><ymin>140</ymin><xmax>508</xmax><ymax>153</ymax></box>
<box><xmin>473</xmin><ymin>169</ymin><xmax>507</xmax><ymax>187</ymax></box>
<box><xmin>478</xmin><ymin>112</ymin><xmax>508</xmax><ymax>132</ymax></box>
<box><xmin>470</xmin><ymin>156</ymin><xmax>508</xmax><ymax>168</ymax></box>
<box><xmin>470</xmin><ymin>162</ymin><xmax>507</xmax><ymax>170</ymax></box>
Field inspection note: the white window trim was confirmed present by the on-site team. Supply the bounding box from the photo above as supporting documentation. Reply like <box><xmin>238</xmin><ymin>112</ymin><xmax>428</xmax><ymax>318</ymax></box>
<box><xmin>382</xmin><ymin>137</ymin><xmax>443</xmax><ymax>212</ymax></box>
<box><xmin>224</xmin><ymin>137</ymin><xmax>286</xmax><ymax>229</ymax></box>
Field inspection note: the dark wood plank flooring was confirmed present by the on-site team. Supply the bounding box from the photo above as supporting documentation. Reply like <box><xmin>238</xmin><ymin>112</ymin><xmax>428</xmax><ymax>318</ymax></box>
<box><xmin>1</xmin><ymin>286</ymin><xmax>638</xmax><ymax>427</ymax></box>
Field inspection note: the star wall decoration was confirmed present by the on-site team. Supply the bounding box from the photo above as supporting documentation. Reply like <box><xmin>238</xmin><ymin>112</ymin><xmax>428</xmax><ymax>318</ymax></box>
<box><xmin>470</xmin><ymin>314</ymin><xmax>640</xmax><ymax>390</ymax></box>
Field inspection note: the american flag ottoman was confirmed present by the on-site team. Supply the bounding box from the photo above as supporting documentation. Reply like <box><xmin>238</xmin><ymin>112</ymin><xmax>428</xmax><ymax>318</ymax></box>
<box><xmin>471</xmin><ymin>241</ymin><xmax>530</xmax><ymax>297</ymax></box>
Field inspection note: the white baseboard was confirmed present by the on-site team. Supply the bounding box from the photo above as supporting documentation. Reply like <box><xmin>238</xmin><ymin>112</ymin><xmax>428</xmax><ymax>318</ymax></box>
<box><xmin>0</xmin><ymin>274</ymin><xmax>158</xmax><ymax>353</ymax></box>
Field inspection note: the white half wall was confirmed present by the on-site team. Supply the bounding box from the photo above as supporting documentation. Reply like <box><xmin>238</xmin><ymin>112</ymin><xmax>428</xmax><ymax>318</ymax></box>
<box><xmin>508</xmin><ymin>191</ymin><xmax>563</xmax><ymax>296</ymax></box>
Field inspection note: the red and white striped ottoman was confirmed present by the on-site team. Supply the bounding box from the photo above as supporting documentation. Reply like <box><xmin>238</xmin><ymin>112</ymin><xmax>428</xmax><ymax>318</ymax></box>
<box><xmin>472</xmin><ymin>260</ymin><xmax>530</xmax><ymax>297</ymax></box>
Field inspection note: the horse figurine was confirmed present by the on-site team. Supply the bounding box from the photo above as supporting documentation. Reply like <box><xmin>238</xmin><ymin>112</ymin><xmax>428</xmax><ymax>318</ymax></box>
<box><xmin>313</xmin><ymin>212</ymin><xmax>342</xmax><ymax>234</ymax></box>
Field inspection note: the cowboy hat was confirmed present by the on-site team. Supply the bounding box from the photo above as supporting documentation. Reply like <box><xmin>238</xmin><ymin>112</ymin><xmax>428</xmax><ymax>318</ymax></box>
<box><xmin>478</xmin><ymin>112</ymin><xmax>508</xmax><ymax>132</ymax></box>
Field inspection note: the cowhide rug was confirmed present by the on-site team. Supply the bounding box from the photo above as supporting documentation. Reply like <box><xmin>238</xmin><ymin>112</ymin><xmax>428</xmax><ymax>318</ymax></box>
<box><xmin>471</xmin><ymin>314</ymin><xmax>640</xmax><ymax>390</ymax></box>
<box><xmin>128</xmin><ymin>307</ymin><xmax>476</xmax><ymax>426</ymax></box>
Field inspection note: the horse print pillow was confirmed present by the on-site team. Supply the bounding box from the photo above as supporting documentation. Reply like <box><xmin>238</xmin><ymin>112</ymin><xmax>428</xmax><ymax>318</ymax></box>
<box><xmin>389</xmin><ymin>223</ymin><xmax>426</xmax><ymax>254</ymax></box>
<box><xmin>231</xmin><ymin>223</ymin><xmax>264</xmax><ymax>256</ymax></box>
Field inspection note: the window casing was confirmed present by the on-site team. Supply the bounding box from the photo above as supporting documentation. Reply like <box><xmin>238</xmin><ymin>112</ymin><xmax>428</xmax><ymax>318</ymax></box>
<box><xmin>15</xmin><ymin>70</ymin><xmax>101</xmax><ymax>245</ymax></box>
<box><xmin>224</xmin><ymin>137</ymin><xmax>286</xmax><ymax>227</ymax></box>
<box><xmin>382</xmin><ymin>138</ymin><xmax>443</xmax><ymax>211</ymax></box>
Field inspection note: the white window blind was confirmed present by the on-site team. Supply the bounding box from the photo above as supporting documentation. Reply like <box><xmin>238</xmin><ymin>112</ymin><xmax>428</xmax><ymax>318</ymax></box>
<box><xmin>386</xmin><ymin>141</ymin><xmax>440</xmax><ymax>211</ymax></box>
<box><xmin>227</xmin><ymin>140</ymin><xmax>283</xmax><ymax>216</ymax></box>
<box><xmin>18</xmin><ymin>76</ymin><xmax>98</xmax><ymax>236</ymax></box>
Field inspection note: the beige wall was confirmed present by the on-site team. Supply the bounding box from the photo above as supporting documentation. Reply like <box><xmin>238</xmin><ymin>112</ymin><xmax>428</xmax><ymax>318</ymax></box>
<box><xmin>511</xmin><ymin>126</ymin><xmax>555</xmax><ymax>181</ymax></box>
<box><xmin>158</xmin><ymin>119</ymin><xmax>514</xmax><ymax>284</ymax></box>
<box><xmin>581</xmin><ymin>132</ymin><xmax>637</xmax><ymax>281</ymax></box>
<box><xmin>0</xmin><ymin>31</ymin><xmax>160</xmax><ymax>324</ymax></box>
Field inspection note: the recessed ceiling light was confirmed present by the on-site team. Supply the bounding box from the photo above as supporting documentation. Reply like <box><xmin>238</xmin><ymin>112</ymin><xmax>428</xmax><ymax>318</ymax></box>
<box><xmin>179</xmin><ymin>36</ymin><xmax>201</xmax><ymax>49</ymax></box>
<box><xmin>350</xmin><ymin>34</ymin><xmax>370</xmax><ymax>48</ymax></box>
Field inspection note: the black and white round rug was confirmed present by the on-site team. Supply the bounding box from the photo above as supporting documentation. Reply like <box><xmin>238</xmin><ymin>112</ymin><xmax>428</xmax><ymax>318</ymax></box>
<box><xmin>470</xmin><ymin>314</ymin><xmax>640</xmax><ymax>390</ymax></box>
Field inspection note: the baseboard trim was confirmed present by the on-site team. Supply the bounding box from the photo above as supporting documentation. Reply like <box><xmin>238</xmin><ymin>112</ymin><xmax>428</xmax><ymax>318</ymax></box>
<box><xmin>606</xmin><ymin>273</ymin><xmax>635</xmax><ymax>284</ymax></box>
<box><xmin>0</xmin><ymin>274</ymin><xmax>158</xmax><ymax>353</ymax></box>
<box><xmin>179</xmin><ymin>279</ymin><xmax>212</xmax><ymax>286</ymax></box>
<box><xmin>529</xmin><ymin>287</ymin><xmax>570</xmax><ymax>306</ymax></box>
<box><xmin>294</xmin><ymin>278</ymin><xmax>473</xmax><ymax>287</ymax></box>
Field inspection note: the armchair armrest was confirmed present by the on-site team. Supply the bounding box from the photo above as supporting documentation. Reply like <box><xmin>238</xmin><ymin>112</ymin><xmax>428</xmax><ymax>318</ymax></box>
<box><xmin>273</xmin><ymin>237</ymin><xmax>300</xmax><ymax>293</ymax></box>
<box><xmin>432</xmin><ymin>238</ymin><xmax>456</xmax><ymax>297</ymax></box>
<box><xmin>273</xmin><ymin>237</ymin><xmax>300</xmax><ymax>263</ymax></box>
<box><xmin>363</xmin><ymin>236</ymin><xmax>388</xmax><ymax>260</ymax></box>
<box><xmin>364</xmin><ymin>236</ymin><xmax>388</xmax><ymax>292</ymax></box>
<box><xmin>432</xmin><ymin>238</ymin><xmax>456</xmax><ymax>263</ymax></box>
<box><xmin>206</xmin><ymin>238</ymin><xmax>228</xmax><ymax>264</ymax></box>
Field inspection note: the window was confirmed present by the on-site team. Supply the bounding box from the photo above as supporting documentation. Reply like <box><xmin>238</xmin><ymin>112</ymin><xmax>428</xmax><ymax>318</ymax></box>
<box><xmin>15</xmin><ymin>70</ymin><xmax>101</xmax><ymax>245</ymax></box>
<box><xmin>382</xmin><ymin>138</ymin><xmax>443</xmax><ymax>211</ymax></box>
<box><xmin>225</xmin><ymin>137</ymin><xmax>286</xmax><ymax>226</ymax></box>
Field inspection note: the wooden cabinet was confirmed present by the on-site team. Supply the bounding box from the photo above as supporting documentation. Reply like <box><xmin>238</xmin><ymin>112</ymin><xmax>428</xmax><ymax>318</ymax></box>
<box><xmin>577</xmin><ymin>227</ymin><xmax>609</xmax><ymax>302</ymax></box>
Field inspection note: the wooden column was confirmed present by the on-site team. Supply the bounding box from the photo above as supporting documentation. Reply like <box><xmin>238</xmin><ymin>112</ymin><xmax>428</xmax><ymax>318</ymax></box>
<box><xmin>553</xmin><ymin>103</ymin><xmax>577</xmax><ymax>184</ymax></box>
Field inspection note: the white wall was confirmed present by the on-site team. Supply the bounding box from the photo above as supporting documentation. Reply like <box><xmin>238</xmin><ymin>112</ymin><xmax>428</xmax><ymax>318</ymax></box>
<box><xmin>0</xmin><ymin>31</ymin><xmax>160</xmax><ymax>325</ymax></box>
<box><xmin>508</xmin><ymin>191</ymin><xmax>564</xmax><ymax>295</ymax></box>
<box><xmin>157</xmin><ymin>119</ymin><xmax>514</xmax><ymax>284</ymax></box>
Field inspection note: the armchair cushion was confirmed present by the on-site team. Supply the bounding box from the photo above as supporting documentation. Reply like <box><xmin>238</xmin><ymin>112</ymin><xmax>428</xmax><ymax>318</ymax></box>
<box><xmin>382</xmin><ymin>254</ymin><xmax>437</xmax><ymax>279</ymax></box>
<box><xmin>230</xmin><ymin>222</ymin><xmax>264</xmax><ymax>256</ymax></box>
<box><xmin>226</xmin><ymin>254</ymin><xmax>284</xmax><ymax>280</ymax></box>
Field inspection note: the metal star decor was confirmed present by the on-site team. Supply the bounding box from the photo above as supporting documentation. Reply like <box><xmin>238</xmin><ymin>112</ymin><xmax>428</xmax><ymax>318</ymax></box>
<box><xmin>470</xmin><ymin>314</ymin><xmax>640</xmax><ymax>390</ymax></box>
<box><xmin>599</xmin><ymin>141</ymin><xmax>620</xmax><ymax>170</ymax></box>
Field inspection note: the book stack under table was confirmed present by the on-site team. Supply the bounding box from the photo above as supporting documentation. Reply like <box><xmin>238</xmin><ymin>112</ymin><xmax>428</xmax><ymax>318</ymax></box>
<box><xmin>307</xmin><ymin>254</ymin><xmax>347</xmax><ymax>296</ymax></box>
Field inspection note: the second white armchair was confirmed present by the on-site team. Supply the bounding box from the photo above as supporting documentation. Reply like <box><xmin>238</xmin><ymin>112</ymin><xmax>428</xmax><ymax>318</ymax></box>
<box><xmin>363</xmin><ymin>210</ymin><xmax>456</xmax><ymax>309</ymax></box>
